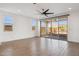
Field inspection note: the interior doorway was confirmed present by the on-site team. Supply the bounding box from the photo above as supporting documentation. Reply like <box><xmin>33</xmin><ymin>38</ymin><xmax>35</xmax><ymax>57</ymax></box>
<box><xmin>40</xmin><ymin>15</ymin><xmax>68</xmax><ymax>41</ymax></box>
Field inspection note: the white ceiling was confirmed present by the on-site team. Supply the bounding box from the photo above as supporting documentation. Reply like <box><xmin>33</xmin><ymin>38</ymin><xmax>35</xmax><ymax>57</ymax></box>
<box><xmin>0</xmin><ymin>3</ymin><xmax>79</xmax><ymax>19</ymax></box>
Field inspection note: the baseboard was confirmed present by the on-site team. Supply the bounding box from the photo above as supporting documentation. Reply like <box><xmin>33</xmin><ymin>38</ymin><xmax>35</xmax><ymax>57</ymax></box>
<box><xmin>68</xmin><ymin>40</ymin><xmax>79</xmax><ymax>44</ymax></box>
<box><xmin>1</xmin><ymin>36</ymin><xmax>39</xmax><ymax>44</ymax></box>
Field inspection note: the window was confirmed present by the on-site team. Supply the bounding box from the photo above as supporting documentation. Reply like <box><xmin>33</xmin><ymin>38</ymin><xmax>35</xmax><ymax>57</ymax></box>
<box><xmin>4</xmin><ymin>16</ymin><xmax>13</xmax><ymax>31</ymax></box>
<box><xmin>32</xmin><ymin>19</ymin><xmax>36</xmax><ymax>31</ymax></box>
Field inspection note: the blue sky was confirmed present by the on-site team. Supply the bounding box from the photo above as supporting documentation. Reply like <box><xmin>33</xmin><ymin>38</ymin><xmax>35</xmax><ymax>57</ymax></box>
<box><xmin>4</xmin><ymin>16</ymin><xmax>13</xmax><ymax>24</ymax></box>
<box><xmin>59</xmin><ymin>21</ymin><xmax>67</xmax><ymax>25</ymax></box>
<box><xmin>32</xmin><ymin>20</ymin><xmax>36</xmax><ymax>26</ymax></box>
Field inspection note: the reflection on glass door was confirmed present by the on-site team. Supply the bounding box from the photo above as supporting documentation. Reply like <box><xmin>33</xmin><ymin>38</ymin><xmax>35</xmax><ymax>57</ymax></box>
<box><xmin>47</xmin><ymin>20</ymin><xmax>52</xmax><ymax>35</ymax></box>
<box><xmin>58</xmin><ymin>16</ymin><xmax>68</xmax><ymax>40</ymax></box>
<box><xmin>46</xmin><ymin>19</ymin><xmax>58</xmax><ymax>35</ymax></box>
<box><xmin>59</xmin><ymin>20</ymin><xmax>67</xmax><ymax>34</ymax></box>
<box><xmin>40</xmin><ymin>21</ymin><xmax>46</xmax><ymax>36</ymax></box>
<box><xmin>52</xmin><ymin>20</ymin><xmax>58</xmax><ymax>34</ymax></box>
<box><xmin>51</xmin><ymin>19</ymin><xmax>58</xmax><ymax>39</ymax></box>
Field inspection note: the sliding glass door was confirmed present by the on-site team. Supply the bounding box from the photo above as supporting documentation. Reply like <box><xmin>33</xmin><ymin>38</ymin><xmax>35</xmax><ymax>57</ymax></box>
<box><xmin>40</xmin><ymin>15</ymin><xmax>68</xmax><ymax>41</ymax></box>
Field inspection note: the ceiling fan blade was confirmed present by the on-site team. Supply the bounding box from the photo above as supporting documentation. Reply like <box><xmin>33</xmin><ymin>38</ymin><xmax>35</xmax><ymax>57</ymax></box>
<box><xmin>44</xmin><ymin>14</ymin><xmax>48</xmax><ymax>17</ymax></box>
<box><xmin>45</xmin><ymin>13</ymin><xmax>54</xmax><ymax>14</ymax></box>
<box><xmin>44</xmin><ymin>9</ymin><xmax>49</xmax><ymax>13</ymax></box>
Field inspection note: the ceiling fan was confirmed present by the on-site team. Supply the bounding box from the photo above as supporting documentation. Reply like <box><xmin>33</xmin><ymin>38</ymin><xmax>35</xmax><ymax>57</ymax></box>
<box><xmin>33</xmin><ymin>3</ymin><xmax>54</xmax><ymax>17</ymax></box>
<box><xmin>38</xmin><ymin>9</ymin><xmax>54</xmax><ymax>17</ymax></box>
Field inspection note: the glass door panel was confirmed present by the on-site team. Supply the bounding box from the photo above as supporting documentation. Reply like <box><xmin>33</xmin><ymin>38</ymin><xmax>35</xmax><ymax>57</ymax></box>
<box><xmin>52</xmin><ymin>21</ymin><xmax>58</xmax><ymax>34</ymax></box>
<box><xmin>40</xmin><ymin>21</ymin><xmax>46</xmax><ymax>36</ymax></box>
<box><xmin>59</xmin><ymin>20</ymin><xmax>67</xmax><ymax>34</ymax></box>
<box><xmin>47</xmin><ymin>21</ymin><xmax>52</xmax><ymax>35</ymax></box>
<box><xmin>58</xmin><ymin>16</ymin><xmax>68</xmax><ymax>53</ymax></box>
<box><xmin>58</xmin><ymin>18</ymin><xmax>68</xmax><ymax>40</ymax></box>
<box><xmin>51</xmin><ymin>19</ymin><xmax>58</xmax><ymax>39</ymax></box>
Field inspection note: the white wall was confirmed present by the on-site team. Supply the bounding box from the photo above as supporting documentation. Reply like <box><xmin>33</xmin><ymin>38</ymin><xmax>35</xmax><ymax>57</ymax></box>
<box><xmin>0</xmin><ymin>10</ymin><xmax>34</xmax><ymax>42</ymax></box>
<box><xmin>14</xmin><ymin>15</ymin><xmax>34</xmax><ymax>40</ymax></box>
<box><xmin>68</xmin><ymin>10</ymin><xmax>79</xmax><ymax>43</ymax></box>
